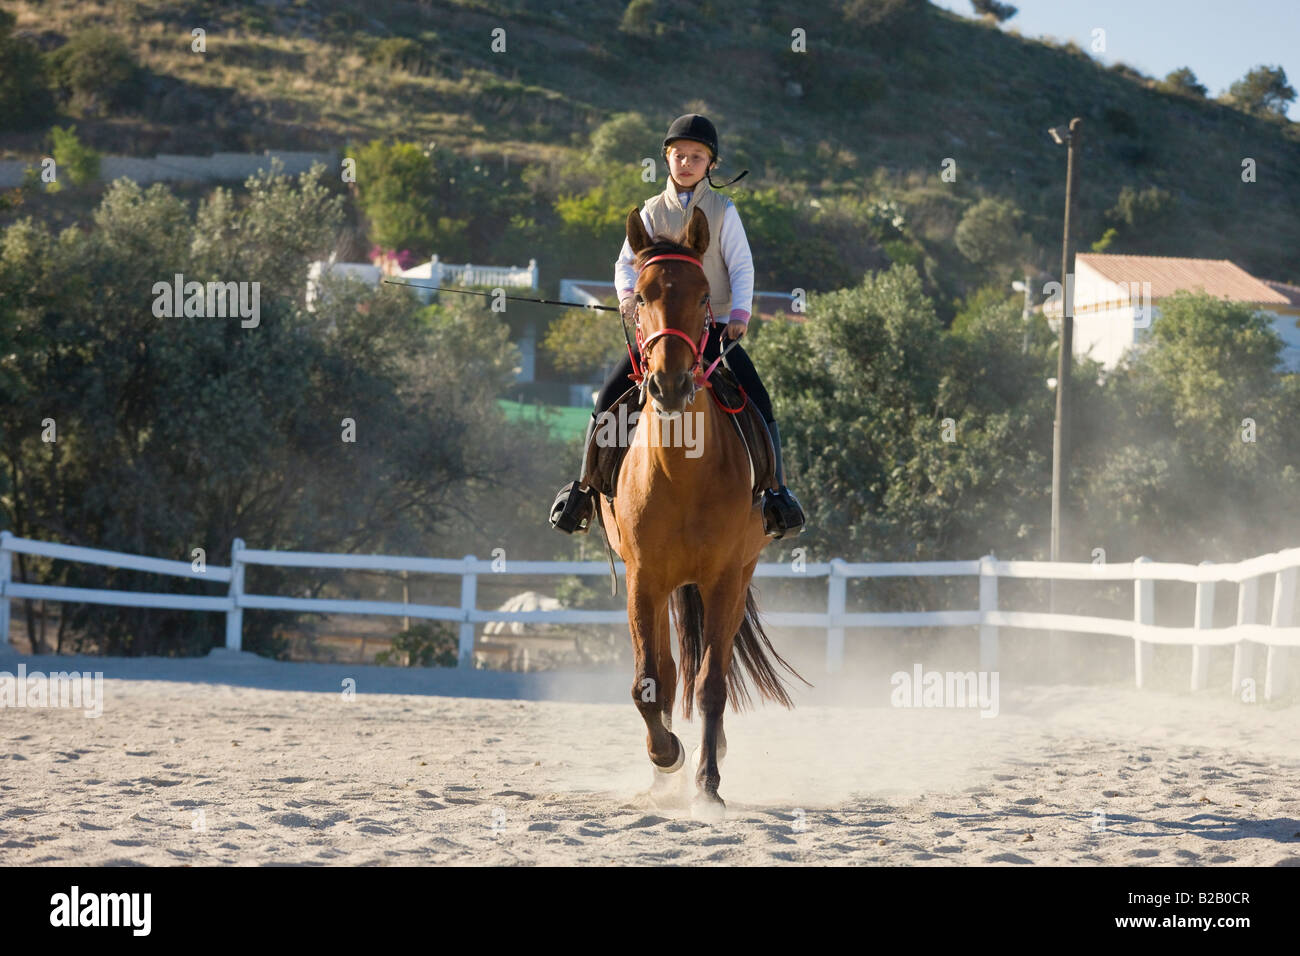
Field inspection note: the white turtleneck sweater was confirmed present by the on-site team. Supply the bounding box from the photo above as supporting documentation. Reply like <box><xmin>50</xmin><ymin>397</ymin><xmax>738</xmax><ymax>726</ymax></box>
<box><xmin>613</xmin><ymin>187</ymin><xmax>755</xmax><ymax>324</ymax></box>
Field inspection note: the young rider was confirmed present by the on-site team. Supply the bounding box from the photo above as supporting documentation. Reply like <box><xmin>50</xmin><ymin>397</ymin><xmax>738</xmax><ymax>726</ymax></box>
<box><xmin>549</xmin><ymin>113</ymin><xmax>804</xmax><ymax>539</ymax></box>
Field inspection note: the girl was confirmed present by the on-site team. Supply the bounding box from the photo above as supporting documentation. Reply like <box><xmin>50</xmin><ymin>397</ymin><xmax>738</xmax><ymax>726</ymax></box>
<box><xmin>549</xmin><ymin>113</ymin><xmax>804</xmax><ymax>539</ymax></box>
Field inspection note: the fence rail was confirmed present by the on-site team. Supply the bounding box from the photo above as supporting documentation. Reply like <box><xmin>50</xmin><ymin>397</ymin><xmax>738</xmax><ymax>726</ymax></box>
<box><xmin>1</xmin><ymin>530</ymin><xmax>1296</xmax><ymax>699</ymax></box>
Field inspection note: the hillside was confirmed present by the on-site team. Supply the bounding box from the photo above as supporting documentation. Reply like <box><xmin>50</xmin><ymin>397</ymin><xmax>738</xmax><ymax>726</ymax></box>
<box><xmin>3</xmin><ymin>0</ymin><xmax>1299</xmax><ymax>299</ymax></box>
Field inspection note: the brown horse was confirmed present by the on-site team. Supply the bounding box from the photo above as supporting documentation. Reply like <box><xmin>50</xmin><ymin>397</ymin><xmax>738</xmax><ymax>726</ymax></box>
<box><xmin>599</xmin><ymin>206</ymin><xmax>807</xmax><ymax>820</ymax></box>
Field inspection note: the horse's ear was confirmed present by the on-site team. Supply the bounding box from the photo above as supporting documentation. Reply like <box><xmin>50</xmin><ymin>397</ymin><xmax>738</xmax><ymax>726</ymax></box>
<box><xmin>626</xmin><ymin>208</ymin><xmax>650</xmax><ymax>254</ymax></box>
<box><xmin>683</xmin><ymin>207</ymin><xmax>710</xmax><ymax>257</ymax></box>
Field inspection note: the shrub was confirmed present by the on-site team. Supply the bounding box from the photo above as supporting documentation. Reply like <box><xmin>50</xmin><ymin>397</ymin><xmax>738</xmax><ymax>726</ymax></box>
<box><xmin>954</xmin><ymin>197</ymin><xmax>1028</xmax><ymax>269</ymax></box>
<box><xmin>619</xmin><ymin>0</ymin><xmax>657</xmax><ymax>36</ymax></box>
<box><xmin>47</xmin><ymin>28</ymin><xmax>141</xmax><ymax>111</ymax></box>
<box><xmin>0</xmin><ymin>10</ymin><xmax>55</xmax><ymax>130</ymax></box>
<box><xmin>367</xmin><ymin>37</ymin><xmax>427</xmax><ymax>74</ymax></box>
<box><xmin>374</xmin><ymin>622</ymin><xmax>459</xmax><ymax>667</ymax></box>
<box><xmin>49</xmin><ymin>125</ymin><xmax>101</xmax><ymax>188</ymax></box>
<box><xmin>589</xmin><ymin>112</ymin><xmax>657</xmax><ymax>166</ymax></box>
<box><xmin>1158</xmin><ymin>67</ymin><xmax>1207</xmax><ymax>99</ymax></box>
<box><xmin>1106</xmin><ymin>185</ymin><xmax>1176</xmax><ymax>233</ymax></box>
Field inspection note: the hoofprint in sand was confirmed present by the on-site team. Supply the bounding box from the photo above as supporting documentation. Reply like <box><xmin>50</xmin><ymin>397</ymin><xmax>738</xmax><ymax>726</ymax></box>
<box><xmin>1</xmin><ymin>649</ymin><xmax>1297</xmax><ymax>866</ymax></box>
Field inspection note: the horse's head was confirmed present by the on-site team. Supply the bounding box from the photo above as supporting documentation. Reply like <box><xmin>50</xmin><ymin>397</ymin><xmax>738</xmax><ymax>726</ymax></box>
<box><xmin>626</xmin><ymin>207</ymin><xmax>712</xmax><ymax>415</ymax></box>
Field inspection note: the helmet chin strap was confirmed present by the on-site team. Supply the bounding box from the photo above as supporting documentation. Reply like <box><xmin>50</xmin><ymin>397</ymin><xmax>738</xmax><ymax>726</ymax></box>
<box><xmin>706</xmin><ymin>168</ymin><xmax>749</xmax><ymax>189</ymax></box>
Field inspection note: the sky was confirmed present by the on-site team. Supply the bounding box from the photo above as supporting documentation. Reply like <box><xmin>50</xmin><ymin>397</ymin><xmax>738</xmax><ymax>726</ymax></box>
<box><xmin>929</xmin><ymin>0</ymin><xmax>1300</xmax><ymax>120</ymax></box>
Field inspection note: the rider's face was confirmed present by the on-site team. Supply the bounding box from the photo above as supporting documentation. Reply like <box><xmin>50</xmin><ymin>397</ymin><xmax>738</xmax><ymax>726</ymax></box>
<box><xmin>667</xmin><ymin>142</ymin><xmax>715</xmax><ymax>189</ymax></box>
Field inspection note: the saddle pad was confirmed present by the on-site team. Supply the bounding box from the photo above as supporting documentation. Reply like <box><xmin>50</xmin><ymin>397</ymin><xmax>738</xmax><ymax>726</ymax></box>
<box><xmin>583</xmin><ymin>385</ymin><xmax>642</xmax><ymax>498</ymax></box>
<box><xmin>711</xmin><ymin>366</ymin><xmax>776</xmax><ymax>501</ymax></box>
<box><xmin>583</xmin><ymin>372</ymin><xmax>775</xmax><ymax>501</ymax></box>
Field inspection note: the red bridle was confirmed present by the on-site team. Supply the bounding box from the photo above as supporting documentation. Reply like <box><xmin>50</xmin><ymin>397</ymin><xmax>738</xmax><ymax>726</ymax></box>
<box><xmin>628</xmin><ymin>253</ymin><xmax>721</xmax><ymax>388</ymax></box>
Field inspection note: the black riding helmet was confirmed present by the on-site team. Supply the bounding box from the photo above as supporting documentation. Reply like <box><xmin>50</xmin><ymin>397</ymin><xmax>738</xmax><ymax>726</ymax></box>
<box><xmin>661</xmin><ymin>114</ymin><xmax>748</xmax><ymax>190</ymax></box>
<box><xmin>663</xmin><ymin>113</ymin><xmax>719</xmax><ymax>161</ymax></box>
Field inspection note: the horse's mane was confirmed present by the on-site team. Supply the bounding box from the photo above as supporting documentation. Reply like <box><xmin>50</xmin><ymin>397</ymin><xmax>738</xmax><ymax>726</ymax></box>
<box><xmin>633</xmin><ymin>235</ymin><xmax>701</xmax><ymax>271</ymax></box>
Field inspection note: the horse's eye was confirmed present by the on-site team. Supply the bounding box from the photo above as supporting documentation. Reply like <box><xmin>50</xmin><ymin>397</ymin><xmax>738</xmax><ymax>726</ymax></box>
<box><xmin>636</xmin><ymin>293</ymin><xmax>645</xmax><ymax>303</ymax></box>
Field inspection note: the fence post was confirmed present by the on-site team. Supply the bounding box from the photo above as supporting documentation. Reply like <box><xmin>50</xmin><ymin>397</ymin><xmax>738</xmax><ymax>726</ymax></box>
<box><xmin>1264</xmin><ymin>566</ymin><xmax>1296</xmax><ymax>702</ymax></box>
<box><xmin>0</xmin><ymin>530</ymin><xmax>11</xmax><ymax>646</ymax></box>
<box><xmin>826</xmin><ymin>558</ymin><xmax>846</xmax><ymax>674</ymax></box>
<box><xmin>1133</xmin><ymin>556</ymin><xmax>1154</xmax><ymax>689</ymax></box>
<box><xmin>1190</xmin><ymin>561</ymin><xmax>1215</xmax><ymax>691</ymax></box>
<box><xmin>225</xmin><ymin>538</ymin><xmax>245</xmax><ymax>651</ymax></box>
<box><xmin>459</xmin><ymin>555</ymin><xmax>478</xmax><ymax>666</ymax></box>
<box><xmin>979</xmin><ymin>554</ymin><xmax>998</xmax><ymax>673</ymax></box>
<box><xmin>528</xmin><ymin>258</ymin><xmax>538</xmax><ymax>289</ymax></box>
<box><xmin>1231</xmin><ymin>575</ymin><xmax>1259</xmax><ymax>700</ymax></box>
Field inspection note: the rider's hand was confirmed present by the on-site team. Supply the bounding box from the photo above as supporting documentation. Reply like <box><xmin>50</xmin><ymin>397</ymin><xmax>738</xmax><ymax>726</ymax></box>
<box><xmin>619</xmin><ymin>294</ymin><xmax>637</xmax><ymax>322</ymax></box>
<box><xmin>724</xmin><ymin>318</ymin><xmax>747</xmax><ymax>340</ymax></box>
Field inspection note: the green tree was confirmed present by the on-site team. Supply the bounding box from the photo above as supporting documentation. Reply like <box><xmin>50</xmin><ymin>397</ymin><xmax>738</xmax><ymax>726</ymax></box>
<box><xmin>1075</xmin><ymin>291</ymin><xmax>1300</xmax><ymax>562</ymax></box>
<box><xmin>0</xmin><ymin>9</ymin><xmax>54</xmax><ymax>130</ymax></box>
<box><xmin>1225</xmin><ymin>65</ymin><xmax>1296</xmax><ymax>120</ymax></box>
<box><xmin>541</xmin><ymin>307</ymin><xmax>628</xmax><ymax>379</ymax></box>
<box><xmin>48</xmin><ymin>125</ymin><xmax>101</xmax><ymax>189</ymax></box>
<box><xmin>0</xmin><ymin>164</ymin><xmax>540</xmax><ymax>656</ymax></box>
<box><xmin>748</xmin><ymin>263</ymin><xmax>1056</xmax><ymax>563</ymax></box>
<box><xmin>590</xmin><ymin>112</ymin><xmax>658</xmax><ymax>166</ymax></box>
<box><xmin>971</xmin><ymin>0</ymin><xmax>1018</xmax><ymax>23</ymax></box>
<box><xmin>46</xmin><ymin>28</ymin><xmax>140</xmax><ymax>112</ymax></box>
<box><xmin>954</xmin><ymin>197</ymin><xmax>1028</xmax><ymax>274</ymax></box>
<box><xmin>1104</xmin><ymin>185</ymin><xmax>1176</xmax><ymax>243</ymax></box>
<box><xmin>1158</xmin><ymin>67</ymin><xmax>1207</xmax><ymax>99</ymax></box>
<box><xmin>619</xmin><ymin>0</ymin><xmax>657</xmax><ymax>36</ymax></box>
<box><xmin>352</xmin><ymin>139</ymin><xmax>442</xmax><ymax>254</ymax></box>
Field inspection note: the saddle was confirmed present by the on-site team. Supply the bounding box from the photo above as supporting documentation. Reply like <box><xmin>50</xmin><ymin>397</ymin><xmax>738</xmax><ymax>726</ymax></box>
<box><xmin>582</xmin><ymin>366</ymin><xmax>776</xmax><ymax>504</ymax></box>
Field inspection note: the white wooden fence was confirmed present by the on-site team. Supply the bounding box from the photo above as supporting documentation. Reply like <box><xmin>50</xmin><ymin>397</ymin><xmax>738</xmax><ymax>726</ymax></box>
<box><xmin>1</xmin><ymin>529</ymin><xmax>1296</xmax><ymax>699</ymax></box>
<box><xmin>397</xmin><ymin>256</ymin><xmax>539</xmax><ymax>304</ymax></box>
<box><xmin>307</xmin><ymin>256</ymin><xmax>540</xmax><ymax>310</ymax></box>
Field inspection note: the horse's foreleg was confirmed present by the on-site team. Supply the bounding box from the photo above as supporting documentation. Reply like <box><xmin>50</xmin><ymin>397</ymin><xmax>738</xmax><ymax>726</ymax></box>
<box><xmin>692</xmin><ymin>577</ymin><xmax>746</xmax><ymax>820</ymax></box>
<box><xmin>656</xmin><ymin>608</ymin><xmax>678</xmax><ymax>734</ymax></box>
<box><xmin>628</xmin><ymin>582</ymin><xmax>682</xmax><ymax>772</ymax></box>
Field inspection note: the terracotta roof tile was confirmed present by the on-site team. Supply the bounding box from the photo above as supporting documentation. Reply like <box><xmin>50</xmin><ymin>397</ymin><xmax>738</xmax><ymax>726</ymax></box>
<box><xmin>1262</xmin><ymin>279</ymin><xmax>1300</xmax><ymax>308</ymax></box>
<box><xmin>1077</xmin><ymin>254</ymin><xmax>1289</xmax><ymax>305</ymax></box>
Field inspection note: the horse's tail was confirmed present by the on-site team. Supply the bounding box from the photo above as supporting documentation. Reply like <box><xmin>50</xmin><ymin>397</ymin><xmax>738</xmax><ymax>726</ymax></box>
<box><xmin>670</xmin><ymin>583</ymin><xmax>811</xmax><ymax>720</ymax></box>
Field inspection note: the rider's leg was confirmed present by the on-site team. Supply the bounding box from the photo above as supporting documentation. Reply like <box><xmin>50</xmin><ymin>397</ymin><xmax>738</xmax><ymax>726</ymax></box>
<box><xmin>706</xmin><ymin>326</ymin><xmax>805</xmax><ymax>538</ymax></box>
<box><xmin>549</xmin><ymin>353</ymin><xmax>636</xmax><ymax>534</ymax></box>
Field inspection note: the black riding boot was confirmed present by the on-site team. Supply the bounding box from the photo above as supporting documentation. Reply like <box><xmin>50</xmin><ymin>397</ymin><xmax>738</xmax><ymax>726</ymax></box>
<box><xmin>549</xmin><ymin>414</ymin><xmax>599</xmax><ymax>534</ymax></box>
<box><xmin>761</xmin><ymin>419</ymin><xmax>805</xmax><ymax>538</ymax></box>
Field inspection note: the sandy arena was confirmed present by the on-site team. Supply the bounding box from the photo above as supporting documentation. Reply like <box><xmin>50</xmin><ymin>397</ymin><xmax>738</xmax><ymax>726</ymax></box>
<box><xmin>1</xmin><ymin>645</ymin><xmax>1298</xmax><ymax>866</ymax></box>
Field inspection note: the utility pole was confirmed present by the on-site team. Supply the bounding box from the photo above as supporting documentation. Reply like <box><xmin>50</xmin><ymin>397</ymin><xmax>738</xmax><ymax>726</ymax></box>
<box><xmin>1048</xmin><ymin>118</ymin><xmax>1082</xmax><ymax>671</ymax></box>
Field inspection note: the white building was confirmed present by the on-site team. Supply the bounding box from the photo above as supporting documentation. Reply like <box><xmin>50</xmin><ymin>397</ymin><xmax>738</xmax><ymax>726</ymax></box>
<box><xmin>1044</xmin><ymin>253</ymin><xmax>1300</xmax><ymax>371</ymax></box>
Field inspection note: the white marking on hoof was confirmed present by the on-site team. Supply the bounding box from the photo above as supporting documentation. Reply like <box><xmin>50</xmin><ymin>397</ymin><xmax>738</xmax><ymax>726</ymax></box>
<box><xmin>654</xmin><ymin>733</ymin><xmax>685</xmax><ymax>774</ymax></box>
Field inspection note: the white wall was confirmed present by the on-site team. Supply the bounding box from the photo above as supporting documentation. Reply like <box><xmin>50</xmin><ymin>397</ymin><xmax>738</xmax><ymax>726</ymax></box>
<box><xmin>1070</xmin><ymin>260</ymin><xmax>1138</xmax><ymax>368</ymax></box>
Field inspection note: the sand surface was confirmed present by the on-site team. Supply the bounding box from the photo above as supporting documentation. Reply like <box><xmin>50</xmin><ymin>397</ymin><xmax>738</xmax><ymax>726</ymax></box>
<box><xmin>1</xmin><ymin>646</ymin><xmax>1298</xmax><ymax>866</ymax></box>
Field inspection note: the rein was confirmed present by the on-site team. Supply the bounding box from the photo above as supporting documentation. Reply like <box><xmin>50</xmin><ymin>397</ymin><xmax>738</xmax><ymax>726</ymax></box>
<box><xmin>624</xmin><ymin>252</ymin><xmax>742</xmax><ymax>411</ymax></box>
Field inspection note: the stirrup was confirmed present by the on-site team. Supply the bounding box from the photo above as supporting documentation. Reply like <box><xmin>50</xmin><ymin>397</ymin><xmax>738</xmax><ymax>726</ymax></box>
<box><xmin>762</xmin><ymin>487</ymin><xmax>805</xmax><ymax>539</ymax></box>
<box><xmin>550</xmin><ymin>480</ymin><xmax>595</xmax><ymax>534</ymax></box>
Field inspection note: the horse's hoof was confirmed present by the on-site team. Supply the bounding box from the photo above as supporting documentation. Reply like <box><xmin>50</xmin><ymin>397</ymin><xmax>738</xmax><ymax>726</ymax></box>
<box><xmin>653</xmin><ymin>733</ymin><xmax>685</xmax><ymax>774</ymax></box>
<box><xmin>691</xmin><ymin>793</ymin><xmax>726</xmax><ymax>823</ymax></box>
